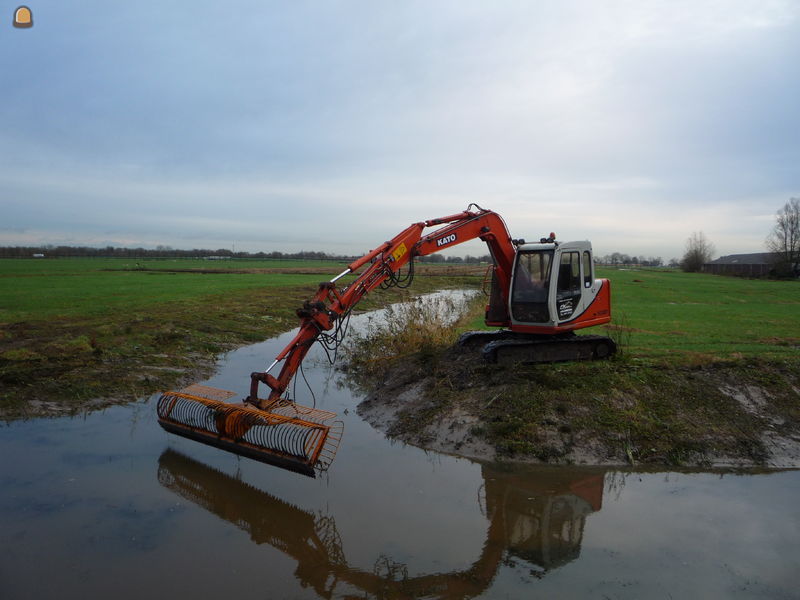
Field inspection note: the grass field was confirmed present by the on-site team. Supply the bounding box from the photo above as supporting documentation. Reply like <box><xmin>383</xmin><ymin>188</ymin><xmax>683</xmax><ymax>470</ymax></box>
<box><xmin>597</xmin><ymin>267</ymin><xmax>799</xmax><ymax>361</ymax></box>
<box><xmin>0</xmin><ymin>257</ymin><xmax>481</xmax><ymax>417</ymax></box>
<box><xmin>0</xmin><ymin>258</ymin><xmax>350</xmax><ymax>321</ymax></box>
<box><xmin>0</xmin><ymin>257</ymin><xmax>798</xmax><ymax>419</ymax></box>
<box><xmin>458</xmin><ymin>267</ymin><xmax>800</xmax><ymax>362</ymax></box>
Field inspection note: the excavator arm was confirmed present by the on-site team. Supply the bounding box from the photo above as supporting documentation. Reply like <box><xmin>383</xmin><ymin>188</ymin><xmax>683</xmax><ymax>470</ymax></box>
<box><xmin>247</xmin><ymin>205</ymin><xmax>517</xmax><ymax>410</ymax></box>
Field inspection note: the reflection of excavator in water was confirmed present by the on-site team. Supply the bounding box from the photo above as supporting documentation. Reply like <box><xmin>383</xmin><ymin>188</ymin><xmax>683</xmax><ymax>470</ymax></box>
<box><xmin>158</xmin><ymin>449</ymin><xmax>605</xmax><ymax>599</ymax></box>
<box><xmin>157</xmin><ymin>205</ymin><xmax>614</xmax><ymax>475</ymax></box>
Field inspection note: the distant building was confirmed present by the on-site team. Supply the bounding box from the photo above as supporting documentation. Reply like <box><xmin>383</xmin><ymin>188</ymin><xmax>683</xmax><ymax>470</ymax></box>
<box><xmin>704</xmin><ymin>253</ymin><xmax>779</xmax><ymax>277</ymax></box>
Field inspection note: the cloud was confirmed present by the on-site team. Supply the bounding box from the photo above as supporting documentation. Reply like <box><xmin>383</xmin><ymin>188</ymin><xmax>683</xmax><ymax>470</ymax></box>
<box><xmin>0</xmin><ymin>1</ymin><xmax>797</xmax><ymax>258</ymax></box>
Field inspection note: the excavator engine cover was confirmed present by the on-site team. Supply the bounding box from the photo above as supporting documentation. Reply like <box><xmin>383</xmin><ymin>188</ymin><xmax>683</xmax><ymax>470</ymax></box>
<box><xmin>157</xmin><ymin>384</ymin><xmax>342</xmax><ymax>477</ymax></box>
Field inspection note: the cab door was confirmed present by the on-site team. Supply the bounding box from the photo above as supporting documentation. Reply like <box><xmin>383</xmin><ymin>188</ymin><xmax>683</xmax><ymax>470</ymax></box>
<box><xmin>555</xmin><ymin>249</ymin><xmax>583</xmax><ymax>321</ymax></box>
<box><xmin>555</xmin><ymin>242</ymin><xmax>595</xmax><ymax>323</ymax></box>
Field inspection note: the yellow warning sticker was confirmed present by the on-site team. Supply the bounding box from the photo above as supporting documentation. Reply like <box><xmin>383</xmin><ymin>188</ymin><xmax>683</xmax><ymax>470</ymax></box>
<box><xmin>391</xmin><ymin>243</ymin><xmax>407</xmax><ymax>262</ymax></box>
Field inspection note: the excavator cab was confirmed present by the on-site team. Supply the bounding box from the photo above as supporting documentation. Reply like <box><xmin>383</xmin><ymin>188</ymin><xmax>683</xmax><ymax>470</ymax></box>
<box><xmin>509</xmin><ymin>239</ymin><xmax>611</xmax><ymax>332</ymax></box>
<box><xmin>469</xmin><ymin>237</ymin><xmax>613</xmax><ymax>364</ymax></box>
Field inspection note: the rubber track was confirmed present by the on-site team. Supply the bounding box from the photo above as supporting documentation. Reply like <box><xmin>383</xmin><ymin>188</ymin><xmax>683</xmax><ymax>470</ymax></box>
<box><xmin>458</xmin><ymin>331</ymin><xmax>616</xmax><ymax>364</ymax></box>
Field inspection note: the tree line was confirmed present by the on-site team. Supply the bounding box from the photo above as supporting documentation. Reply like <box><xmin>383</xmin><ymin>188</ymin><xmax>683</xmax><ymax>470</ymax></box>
<box><xmin>595</xmin><ymin>254</ymin><xmax>672</xmax><ymax>267</ymax></box>
<box><xmin>0</xmin><ymin>243</ymin><xmax>677</xmax><ymax>267</ymax></box>
<box><xmin>3</xmin><ymin>243</ymin><xmax>666</xmax><ymax>267</ymax></box>
<box><xmin>0</xmin><ymin>245</ymin><xmax>357</xmax><ymax>261</ymax></box>
<box><xmin>0</xmin><ymin>244</ymin><xmax>495</xmax><ymax>264</ymax></box>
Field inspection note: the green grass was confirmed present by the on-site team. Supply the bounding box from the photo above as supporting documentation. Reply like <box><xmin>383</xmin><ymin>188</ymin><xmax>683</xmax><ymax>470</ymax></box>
<box><xmin>465</xmin><ymin>268</ymin><xmax>800</xmax><ymax>362</ymax></box>
<box><xmin>0</xmin><ymin>258</ymin><xmax>350</xmax><ymax>321</ymax></box>
<box><xmin>2</xmin><ymin>257</ymin><xmax>798</xmax><ymax>426</ymax></box>
<box><xmin>600</xmin><ymin>268</ymin><xmax>799</xmax><ymax>361</ymax></box>
<box><xmin>0</xmin><ymin>269</ymin><xmax>329</xmax><ymax>321</ymax></box>
<box><xmin>0</xmin><ymin>257</ymin><xmax>346</xmax><ymax>275</ymax></box>
<box><xmin>0</xmin><ymin>257</ymin><xmax>482</xmax><ymax>417</ymax></box>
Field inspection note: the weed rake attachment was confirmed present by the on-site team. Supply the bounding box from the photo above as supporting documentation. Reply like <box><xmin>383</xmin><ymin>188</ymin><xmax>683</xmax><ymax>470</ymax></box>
<box><xmin>157</xmin><ymin>384</ymin><xmax>343</xmax><ymax>477</ymax></box>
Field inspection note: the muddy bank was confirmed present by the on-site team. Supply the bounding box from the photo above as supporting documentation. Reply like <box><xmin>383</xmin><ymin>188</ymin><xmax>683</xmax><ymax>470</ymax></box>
<box><xmin>3</xmin><ymin>352</ymin><xmax>221</xmax><ymax>421</ymax></box>
<box><xmin>356</xmin><ymin>347</ymin><xmax>800</xmax><ymax>469</ymax></box>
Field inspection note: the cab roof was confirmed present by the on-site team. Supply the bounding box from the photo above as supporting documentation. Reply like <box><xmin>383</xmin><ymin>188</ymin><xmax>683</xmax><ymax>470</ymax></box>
<box><xmin>517</xmin><ymin>240</ymin><xmax>590</xmax><ymax>252</ymax></box>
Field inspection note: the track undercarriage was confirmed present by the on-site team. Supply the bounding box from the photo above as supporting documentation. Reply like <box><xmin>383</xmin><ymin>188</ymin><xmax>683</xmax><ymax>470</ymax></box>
<box><xmin>458</xmin><ymin>330</ymin><xmax>616</xmax><ymax>364</ymax></box>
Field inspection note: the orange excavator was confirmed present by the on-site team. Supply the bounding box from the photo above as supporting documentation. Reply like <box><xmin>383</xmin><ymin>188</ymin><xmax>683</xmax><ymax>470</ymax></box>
<box><xmin>157</xmin><ymin>205</ymin><xmax>613</xmax><ymax>476</ymax></box>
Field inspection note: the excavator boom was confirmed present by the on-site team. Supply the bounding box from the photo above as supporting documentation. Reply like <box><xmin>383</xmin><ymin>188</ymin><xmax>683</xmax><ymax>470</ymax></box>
<box><xmin>248</xmin><ymin>207</ymin><xmax>517</xmax><ymax>409</ymax></box>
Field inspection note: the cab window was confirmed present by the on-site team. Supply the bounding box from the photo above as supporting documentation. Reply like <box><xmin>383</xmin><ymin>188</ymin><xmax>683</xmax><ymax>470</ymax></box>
<box><xmin>511</xmin><ymin>250</ymin><xmax>552</xmax><ymax>323</ymax></box>
<box><xmin>556</xmin><ymin>251</ymin><xmax>581</xmax><ymax>320</ymax></box>
<box><xmin>583</xmin><ymin>251</ymin><xmax>593</xmax><ymax>288</ymax></box>
<box><xmin>557</xmin><ymin>252</ymin><xmax>581</xmax><ymax>293</ymax></box>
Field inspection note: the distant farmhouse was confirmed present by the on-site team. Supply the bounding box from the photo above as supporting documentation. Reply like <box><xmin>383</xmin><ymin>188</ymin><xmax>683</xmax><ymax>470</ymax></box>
<box><xmin>704</xmin><ymin>253</ymin><xmax>780</xmax><ymax>277</ymax></box>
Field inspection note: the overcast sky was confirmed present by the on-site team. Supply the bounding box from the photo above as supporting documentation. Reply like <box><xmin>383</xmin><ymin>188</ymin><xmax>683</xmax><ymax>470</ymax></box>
<box><xmin>1</xmin><ymin>1</ymin><xmax>798</xmax><ymax>260</ymax></box>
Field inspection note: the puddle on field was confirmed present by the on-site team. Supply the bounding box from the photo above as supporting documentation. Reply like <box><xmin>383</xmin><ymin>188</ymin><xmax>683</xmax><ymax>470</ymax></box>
<box><xmin>1</xmin><ymin>291</ymin><xmax>799</xmax><ymax>599</ymax></box>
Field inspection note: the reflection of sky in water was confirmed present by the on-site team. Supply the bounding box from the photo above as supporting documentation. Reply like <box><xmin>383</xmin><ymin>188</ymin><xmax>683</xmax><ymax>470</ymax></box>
<box><xmin>1</xmin><ymin>292</ymin><xmax>798</xmax><ymax>598</ymax></box>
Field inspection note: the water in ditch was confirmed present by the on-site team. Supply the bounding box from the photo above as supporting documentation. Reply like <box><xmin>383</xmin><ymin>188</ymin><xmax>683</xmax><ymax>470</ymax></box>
<box><xmin>1</xmin><ymin>292</ymin><xmax>798</xmax><ymax>599</ymax></box>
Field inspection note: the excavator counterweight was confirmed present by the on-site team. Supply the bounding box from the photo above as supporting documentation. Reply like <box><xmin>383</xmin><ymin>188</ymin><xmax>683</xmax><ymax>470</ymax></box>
<box><xmin>156</xmin><ymin>205</ymin><xmax>614</xmax><ymax>475</ymax></box>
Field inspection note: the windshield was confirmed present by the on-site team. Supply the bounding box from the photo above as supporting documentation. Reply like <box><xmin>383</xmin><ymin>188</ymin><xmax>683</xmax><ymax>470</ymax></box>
<box><xmin>511</xmin><ymin>250</ymin><xmax>553</xmax><ymax>322</ymax></box>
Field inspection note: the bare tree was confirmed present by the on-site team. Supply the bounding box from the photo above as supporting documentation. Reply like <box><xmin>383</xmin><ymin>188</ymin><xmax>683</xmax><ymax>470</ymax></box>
<box><xmin>766</xmin><ymin>198</ymin><xmax>800</xmax><ymax>277</ymax></box>
<box><xmin>681</xmin><ymin>231</ymin><xmax>715</xmax><ymax>273</ymax></box>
